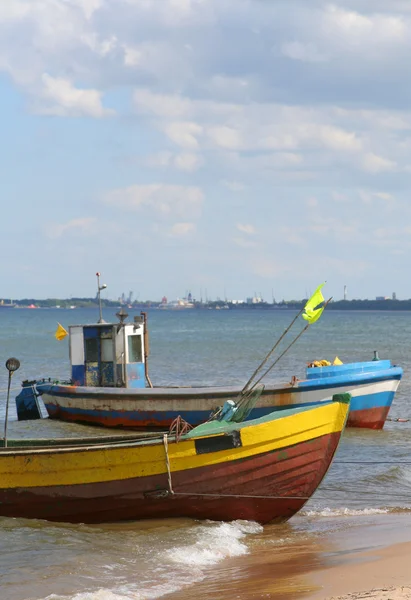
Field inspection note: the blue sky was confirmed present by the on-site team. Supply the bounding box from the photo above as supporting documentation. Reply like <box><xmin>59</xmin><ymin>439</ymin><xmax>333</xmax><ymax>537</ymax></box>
<box><xmin>1</xmin><ymin>0</ymin><xmax>411</xmax><ymax>302</ymax></box>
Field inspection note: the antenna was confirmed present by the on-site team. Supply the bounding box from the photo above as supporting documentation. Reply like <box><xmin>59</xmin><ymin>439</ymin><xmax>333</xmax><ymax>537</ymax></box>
<box><xmin>96</xmin><ymin>272</ymin><xmax>107</xmax><ymax>323</ymax></box>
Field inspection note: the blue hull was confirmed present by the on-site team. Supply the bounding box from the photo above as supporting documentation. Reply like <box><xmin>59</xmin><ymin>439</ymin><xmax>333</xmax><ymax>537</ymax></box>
<box><xmin>36</xmin><ymin>361</ymin><xmax>403</xmax><ymax>430</ymax></box>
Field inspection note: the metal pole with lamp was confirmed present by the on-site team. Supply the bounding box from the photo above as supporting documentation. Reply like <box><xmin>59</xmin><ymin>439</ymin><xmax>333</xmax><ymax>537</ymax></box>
<box><xmin>96</xmin><ymin>272</ymin><xmax>107</xmax><ymax>323</ymax></box>
<box><xmin>4</xmin><ymin>357</ymin><xmax>20</xmax><ymax>448</ymax></box>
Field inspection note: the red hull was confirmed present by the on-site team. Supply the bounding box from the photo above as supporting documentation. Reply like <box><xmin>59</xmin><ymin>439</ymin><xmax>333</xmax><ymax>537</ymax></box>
<box><xmin>347</xmin><ymin>406</ymin><xmax>390</xmax><ymax>430</ymax></box>
<box><xmin>0</xmin><ymin>431</ymin><xmax>341</xmax><ymax>524</ymax></box>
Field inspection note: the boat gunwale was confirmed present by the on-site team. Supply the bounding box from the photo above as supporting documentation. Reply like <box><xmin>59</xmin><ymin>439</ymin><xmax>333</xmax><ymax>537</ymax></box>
<box><xmin>0</xmin><ymin>400</ymin><xmax>346</xmax><ymax>456</ymax></box>
<box><xmin>35</xmin><ymin>366</ymin><xmax>403</xmax><ymax>401</ymax></box>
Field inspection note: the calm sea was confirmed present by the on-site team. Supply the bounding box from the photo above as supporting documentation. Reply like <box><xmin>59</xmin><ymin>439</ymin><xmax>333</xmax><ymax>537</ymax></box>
<box><xmin>1</xmin><ymin>307</ymin><xmax>411</xmax><ymax>600</ymax></box>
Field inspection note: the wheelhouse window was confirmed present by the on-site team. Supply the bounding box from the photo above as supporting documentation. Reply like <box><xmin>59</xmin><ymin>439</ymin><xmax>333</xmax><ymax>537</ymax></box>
<box><xmin>85</xmin><ymin>338</ymin><xmax>98</xmax><ymax>362</ymax></box>
<box><xmin>101</xmin><ymin>337</ymin><xmax>114</xmax><ymax>362</ymax></box>
<box><xmin>128</xmin><ymin>335</ymin><xmax>143</xmax><ymax>363</ymax></box>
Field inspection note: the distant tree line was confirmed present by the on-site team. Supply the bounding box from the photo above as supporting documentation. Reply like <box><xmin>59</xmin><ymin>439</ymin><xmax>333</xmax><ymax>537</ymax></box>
<box><xmin>6</xmin><ymin>297</ymin><xmax>411</xmax><ymax>311</ymax></box>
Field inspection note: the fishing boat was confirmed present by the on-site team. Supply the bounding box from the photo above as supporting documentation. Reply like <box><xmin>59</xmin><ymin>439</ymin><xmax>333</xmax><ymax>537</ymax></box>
<box><xmin>0</xmin><ymin>395</ymin><xmax>350</xmax><ymax>524</ymax></box>
<box><xmin>305</xmin><ymin>356</ymin><xmax>402</xmax><ymax>428</ymax></box>
<box><xmin>28</xmin><ymin>309</ymin><xmax>401</xmax><ymax>430</ymax></box>
<box><xmin>20</xmin><ymin>279</ymin><xmax>402</xmax><ymax>430</ymax></box>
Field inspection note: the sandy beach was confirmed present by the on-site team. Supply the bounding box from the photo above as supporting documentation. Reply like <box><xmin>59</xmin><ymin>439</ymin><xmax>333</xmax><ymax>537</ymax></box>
<box><xmin>324</xmin><ymin>589</ymin><xmax>411</xmax><ymax>600</ymax></box>
<box><xmin>166</xmin><ymin>513</ymin><xmax>411</xmax><ymax>600</ymax></box>
<box><xmin>309</xmin><ymin>540</ymin><xmax>411</xmax><ymax>600</ymax></box>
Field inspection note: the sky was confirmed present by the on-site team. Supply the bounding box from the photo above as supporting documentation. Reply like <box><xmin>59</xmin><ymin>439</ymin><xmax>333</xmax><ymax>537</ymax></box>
<box><xmin>1</xmin><ymin>0</ymin><xmax>411</xmax><ymax>302</ymax></box>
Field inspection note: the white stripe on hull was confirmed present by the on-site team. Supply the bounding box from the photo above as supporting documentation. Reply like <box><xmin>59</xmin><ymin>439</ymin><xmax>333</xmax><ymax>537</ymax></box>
<box><xmin>42</xmin><ymin>379</ymin><xmax>399</xmax><ymax>414</ymax></box>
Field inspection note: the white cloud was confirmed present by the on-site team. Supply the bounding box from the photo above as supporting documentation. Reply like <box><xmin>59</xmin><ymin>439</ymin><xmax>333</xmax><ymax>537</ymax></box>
<box><xmin>139</xmin><ymin>92</ymin><xmax>368</xmax><ymax>160</ymax></box>
<box><xmin>374</xmin><ymin>191</ymin><xmax>395</xmax><ymax>201</ymax></box>
<box><xmin>222</xmin><ymin>180</ymin><xmax>245</xmax><ymax>192</ymax></box>
<box><xmin>317</xmin><ymin>126</ymin><xmax>362</xmax><ymax>152</ymax></box>
<box><xmin>35</xmin><ymin>74</ymin><xmax>114</xmax><ymax>118</ymax></box>
<box><xmin>324</xmin><ymin>5</ymin><xmax>407</xmax><ymax>45</ymax></box>
<box><xmin>164</xmin><ymin>122</ymin><xmax>203</xmax><ymax>148</ymax></box>
<box><xmin>145</xmin><ymin>151</ymin><xmax>203</xmax><ymax>171</ymax></box>
<box><xmin>305</xmin><ymin>215</ymin><xmax>360</xmax><ymax>241</ymax></box>
<box><xmin>1</xmin><ymin>0</ymin><xmax>409</xmax><ymax>180</ymax></box>
<box><xmin>4</xmin><ymin>0</ymin><xmax>411</xmax><ymax>302</ymax></box>
<box><xmin>281</xmin><ymin>41</ymin><xmax>327</xmax><ymax>63</ymax></box>
<box><xmin>279</xmin><ymin>226</ymin><xmax>306</xmax><ymax>246</ymax></box>
<box><xmin>232</xmin><ymin>237</ymin><xmax>257</xmax><ymax>249</ymax></box>
<box><xmin>0</xmin><ymin>3</ymin><xmax>31</xmax><ymax>21</ymax></box>
<box><xmin>250</xmin><ymin>258</ymin><xmax>289</xmax><ymax>279</ymax></box>
<box><xmin>70</xmin><ymin>0</ymin><xmax>103</xmax><ymax>19</ymax></box>
<box><xmin>331</xmin><ymin>191</ymin><xmax>349</xmax><ymax>203</ymax></box>
<box><xmin>359</xmin><ymin>190</ymin><xmax>395</xmax><ymax>204</ymax></box>
<box><xmin>134</xmin><ymin>88</ymin><xmax>192</xmax><ymax>119</ymax></box>
<box><xmin>362</xmin><ymin>153</ymin><xmax>397</xmax><ymax>173</ymax></box>
<box><xmin>45</xmin><ymin>217</ymin><xmax>97</xmax><ymax>239</ymax></box>
<box><xmin>306</xmin><ymin>197</ymin><xmax>319</xmax><ymax>208</ymax></box>
<box><xmin>206</xmin><ymin>126</ymin><xmax>243</xmax><ymax>150</ymax></box>
<box><xmin>236</xmin><ymin>223</ymin><xmax>256</xmax><ymax>235</ymax></box>
<box><xmin>168</xmin><ymin>222</ymin><xmax>196</xmax><ymax>236</ymax></box>
<box><xmin>103</xmin><ymin>184</ymin><xmax>204</xmax><ymax>219</ymax></box>
<box><xmin>123</xmin><ymin>45</ymin><xmax>142</xmax><ymax>67</ymax></box>
<box><xmin>174</xmin><ymin>152</ymin><xmax>204</xmax><ymax>171</ymax></box>
<box><xmin>145</xmin><ymin>151</ymin><xmax>174</xmax><ymax>168</ymax></box>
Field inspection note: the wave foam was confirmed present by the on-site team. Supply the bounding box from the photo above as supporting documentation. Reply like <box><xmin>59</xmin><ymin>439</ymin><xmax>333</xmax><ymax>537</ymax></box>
<box><xmin>302</xmin><ymin>507</ymin><xmax>389</xmax><ymax>517</ymax></box>
<box><xmin>45</xmin><ymin>591</ymin><xmax>136</xmax><ymax>600</ymax></box>
<box><xmin>166</xmin><ymin>520</ymin><xmax>263</xmax><ymax>567</ymax></box>
<box><xmin>43</xmin><ymin>521</ymin><xmax>263</xmax><ymax>600</ymax></box>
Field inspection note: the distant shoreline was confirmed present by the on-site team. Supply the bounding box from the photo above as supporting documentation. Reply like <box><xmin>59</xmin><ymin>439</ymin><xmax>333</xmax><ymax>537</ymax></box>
<box><xmin>2</xmin><ymin>299</ymin><xmax>411</xmax><ymax>311</ymax></box>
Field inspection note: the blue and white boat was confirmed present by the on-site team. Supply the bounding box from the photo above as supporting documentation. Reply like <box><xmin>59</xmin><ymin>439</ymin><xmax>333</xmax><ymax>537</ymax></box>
<box><xmin>28</xmin><ymin>312</ymin><xmax>403</xmax><ymax>430</ymax></box>
<box><xmin>305</xmin><ymin>358</ymin><xmax>402</xmax><ymax>428</ymax></box>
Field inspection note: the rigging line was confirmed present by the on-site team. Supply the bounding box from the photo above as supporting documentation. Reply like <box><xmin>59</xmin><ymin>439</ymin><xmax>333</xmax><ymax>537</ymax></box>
<box><xmin>240</xmin><ymin>306</ymin><xmax>305</xmax><ymax>394</ymax></box>
<box><xmin>249</xmin><ymin>295</ymin><xmax>333</xmax><ymax>391</ymax></box>
<box><xmin>333</xmin><ymin>461</ymin><xmax>411</xmax><ymax>465</ymax></box>
<box><xmin>315</xmin><ymin>491</ymin><xmax>411</xmax><ymax>499</ymax></box>
<box><xmin>173</xmin><ymin>491</ymin><xmax>411</xmax><ymax>502</ymax></box>
<box><xmin>249</xmin><ymin>324</ymin><xmax>310</xmax><ymax>391</ymax></box>
<box><xmin>173</xmin><ymin>491</ymin><xmax>311</xmax><ymax>500</ymax></box>
<box><xmin>318</xmin><ymin>487</ymin><xmax>411</xmax><ymax>495</ymax></box>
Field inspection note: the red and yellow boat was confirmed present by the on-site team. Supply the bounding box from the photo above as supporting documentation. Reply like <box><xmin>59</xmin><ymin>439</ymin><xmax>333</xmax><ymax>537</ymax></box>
<box><xmin>0</xmin><ymin>395</ymin><xmax>349</xmax><ymax>524</ymax></box>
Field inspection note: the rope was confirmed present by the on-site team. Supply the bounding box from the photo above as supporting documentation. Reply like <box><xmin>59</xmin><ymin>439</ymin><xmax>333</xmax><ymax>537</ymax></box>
<box><xmin>241</xmin><ymin>307</ymin><xmax>305</xmax><ymax>394</ymax></box>
<box><xmin>166</xmin><ymin>490</ymin><xmax>411</xmax><ymax>502</ymax></box>
<box><xmin>0</xmin><ymin>386</ymin><xmax>21</xmax><ymax>393</ymax></box>
<box><xmin>317</xmin><ymin>490</ymin><xmax>411</xmax><ymax>500</ymax></box>
<box><xmin>35</xmin><ymin>380</ymin><xmax>63</xmax><ymax>388</ymax></box>
<box><xmin>249</xmin><ymin>324</ymin><xmax>309</xmax><ymax>391</ymax></box>
<box><xmin>172</xmin><ymin>491</ymin><xmax>312</xmax><ymax>500</ymax></box>
<box><xmin>333</xmin><ymin>461</ymin><xmax>411</xmax><ymax>465</ymax></box>
<box><xmin>163</xmin><ymin>434</ymin><xmax>174</xmax><ymax>495</ymax></box>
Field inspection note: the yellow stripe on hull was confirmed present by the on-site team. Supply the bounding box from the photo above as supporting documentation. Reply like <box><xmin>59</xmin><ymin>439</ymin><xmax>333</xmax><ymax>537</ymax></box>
<box><xmin>0</xmin><ymin>401</ymin><xmax>348</xmax><ymax>489</ymax></box>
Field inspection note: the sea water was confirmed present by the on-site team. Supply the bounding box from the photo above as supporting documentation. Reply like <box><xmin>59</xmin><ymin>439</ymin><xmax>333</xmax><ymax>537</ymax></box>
<box><xmin>0</xmin><ymin>308</ymin><xmax>411</xmax><ymax>600</ymax></box>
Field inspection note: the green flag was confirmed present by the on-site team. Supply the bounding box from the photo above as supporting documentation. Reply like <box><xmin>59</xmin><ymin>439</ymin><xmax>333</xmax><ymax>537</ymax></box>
<box><xmin>302</xmin><ymin>283</ymin><xmax>325</xmax><ymax>324</ymax></box>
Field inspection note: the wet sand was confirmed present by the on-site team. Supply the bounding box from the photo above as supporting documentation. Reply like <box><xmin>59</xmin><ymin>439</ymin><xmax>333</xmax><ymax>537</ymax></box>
<box><xmin>308</xmin><ymin>538</ymin><xmax>411</xmax><ymax>600</ymax></box>
<box><xmin>323</xmin><ymin>589</ymin><xmax>411</xmax><ymax>600</ymax></box>
<box><xmin>168</xmin><ymin>513</ymin><xmax>411</xmax><ymax>600</ymax></box>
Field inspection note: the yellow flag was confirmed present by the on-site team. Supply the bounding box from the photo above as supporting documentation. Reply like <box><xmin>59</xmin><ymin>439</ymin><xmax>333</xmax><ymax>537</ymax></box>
<box><xmin>302</xmin><ymin>283</ymin><xmax>325</xmax><ymax>324</ymax></box>
<box><xmin>333</xmin><ymin>356</ymin><xmax>343</xmax><ymax>365</ymax></box>
<box><xmin>55</xmin><ymin>323</ymin><xmax>68</xmax><ymax>341</ymax></box>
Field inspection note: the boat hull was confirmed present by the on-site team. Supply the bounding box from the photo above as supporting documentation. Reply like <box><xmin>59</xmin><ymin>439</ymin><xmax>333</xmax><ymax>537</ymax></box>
<box><xmin>347</xmin><ymin>406</ymin><xmax>390</xmax><ymax>429</ymax></box>
<box><xmin>38</xmin><ymin>366</ymin><xmax>402</xmax><ymax>430</ymax></box>
<box><xmin>0</xmin><ymin>432</ymin><xmax>341</xmax><ymax>523</ymax></box>
<box><xmin>0</xmin><ymin>401</ymin><xmax>348</xmax><ymax>524</ymax></box>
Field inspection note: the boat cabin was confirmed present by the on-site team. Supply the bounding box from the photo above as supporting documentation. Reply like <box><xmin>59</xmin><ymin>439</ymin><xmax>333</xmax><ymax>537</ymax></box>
<box><xmin>69</xmin><ymin>311</ymin><xmax>148</xmax><ymax>388</ymax></box>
